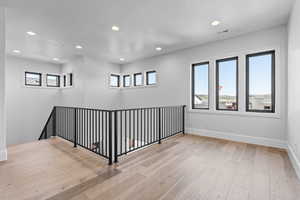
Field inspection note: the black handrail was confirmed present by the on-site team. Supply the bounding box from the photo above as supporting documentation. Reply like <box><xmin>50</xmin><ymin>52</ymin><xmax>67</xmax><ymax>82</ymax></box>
<box><xmin>39</xmin><ymin>105</ymin><xmax>186</xmax><ymax>165</ymax></box>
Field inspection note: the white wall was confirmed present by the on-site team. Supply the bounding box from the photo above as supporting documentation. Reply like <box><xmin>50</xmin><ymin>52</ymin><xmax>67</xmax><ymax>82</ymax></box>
<box><xmin>6</xmin><ymin>56</ymin><xmax>61</xmax><ymax>145</ymax></box>
<box><xmin>60</xmin><ymin>55</ymin><xmax>121</xmax><ymax>109</ymax></box>
<box><xmin>120</xmin><ymin>26</ymin><xmax>287</xmax><ymax>148</ymax></box>
<box><xmin>287</xmin><ymin>0</ymin><xmax>300</xmax><ymax>177</ymax></box>
<box><xmin>0</xmin><ymin>7</ymin><xmax>7</xmax><ymax>161</ymax></box>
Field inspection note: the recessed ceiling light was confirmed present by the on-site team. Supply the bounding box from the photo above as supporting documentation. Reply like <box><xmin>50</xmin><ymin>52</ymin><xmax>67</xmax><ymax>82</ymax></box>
<box><xmin>12</xmin><ymin>49</ymin><xmax>21</xmax><ymax>54</ymax></box>
<box><xmin>26</xmin><ymin>31</ymin><xmax>36</xmax><ymax>36</ymax></box>
<box><xmin>53</xmin><ymin>58</ymin><xmax>59</xmax><ymax>61</ymax></box>
<box><xmin>211</xmin><ymin>20</ymin><xmax>221</xmax><ymax>26</ymax></box>
<box><xmin>156</xmin><ymin>47</ymin><xmax>162</xmax><ymax>51</ymax></box>
<box><xmin>112</xmin><ymin>26</ymin><xmax>120</xmax><ymax>31</ymax></box>
<box><xmin>120</xmin><ymin>58</ymin><xmax>125</xmax><ymax>61</ymax></box>
<box><xmin>75</xmin><ymin>45</ymin><xmax>83</xmax><ymax>49</ymax></box>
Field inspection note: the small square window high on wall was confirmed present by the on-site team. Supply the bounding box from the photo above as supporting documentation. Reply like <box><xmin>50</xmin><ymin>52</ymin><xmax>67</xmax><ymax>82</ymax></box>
<box><xmin>110</xmin><ymin>74</ymin><xmax>120</xmax><ymax>87</ymax></box>
<box><xmin>47</xmin><ymin>74</ymin><xmax>60</xmax><ymax>87</ymax></box>
<box><xmin>134</xmin><ymin>73</ymin><xmax>143</xmax><ymax>86</ymax></box>
<box><xmin>25</xmin><ymin>72</ymin><xmax>42</xmax><ymax>86</ymax></box>
<box><xmin>146</xmin><ymin>71</ymin><xmax>157</xmax><ymax>85</ymax></box>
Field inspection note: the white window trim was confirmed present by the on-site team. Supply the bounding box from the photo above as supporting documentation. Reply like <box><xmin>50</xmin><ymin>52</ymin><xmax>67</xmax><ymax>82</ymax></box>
<box><xmin>120</xmin><ymin>69</ymin><xmax>159</xmax><ymax>89</ymax></box>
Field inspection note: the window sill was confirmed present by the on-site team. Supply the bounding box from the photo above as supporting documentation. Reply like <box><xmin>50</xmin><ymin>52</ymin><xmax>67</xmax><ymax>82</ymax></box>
<box><xmin>188</xmin><ymin>109</ymin><xmax>281</xmax><ymax>119</ymax></box>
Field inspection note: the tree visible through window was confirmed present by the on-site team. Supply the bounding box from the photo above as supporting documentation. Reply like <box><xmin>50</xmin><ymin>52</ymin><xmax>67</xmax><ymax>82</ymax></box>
<box><xmin>192</xmin><ymin>62</ymin><xmax>209</xmax><ymax>109</ymax></box>
<box><xmin>216</xmin><ymin>57</ymin><xmax>238</xmax><ymax>111</ymax></box>
<box><xmin>246</xmin><ymin>51</ymin><xmax>275</xmax><ymax>113</ymax></box>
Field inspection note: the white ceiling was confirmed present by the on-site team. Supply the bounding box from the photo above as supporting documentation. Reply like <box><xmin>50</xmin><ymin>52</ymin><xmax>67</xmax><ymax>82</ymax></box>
<box><xmin>1</xmin><ymin>0</ymin><xmax>295</xmax><ymax>64</ymax></box>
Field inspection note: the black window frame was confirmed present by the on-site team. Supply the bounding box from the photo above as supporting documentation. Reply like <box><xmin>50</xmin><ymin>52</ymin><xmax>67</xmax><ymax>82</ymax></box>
<box><xmin>110</xmin><ymin>74</ymin><xmax>120</xmax><ymax>87</ymax></box>
<box><xmin>246</xmin><ymin>50</ymin><xmax>275</xmax><ymax>113</ymax></box>
<box><xmin>69</xmin><ymin>73</ymin><xmax>73</xmax><ymax>86</ymax></box>
<box><xmin>46</xmin><ymin>74</ymin><xmax>61</xmax><ymax>87</ymax></box>
<box><xmin>191</xmin><ymin>62</ymin><xmax>210</xmax><ymax>110</ymax></box>
<box><xmin>123</xmin><ymin>75</ymin><xmax>131</xmax><ymax>87</ymax></box>
<box><xmin>63</xmin><ymin>75</ymin><xmax>66</xmax><ymax>87</ymax></box>
<box><xmin>25</xmin><ymin>71</ymin><xmax>42</xmax><ymax>87</ymax></box>
<box><xmin>133</xmin><ymin>72</ymin><xmax>143</xmax><ymax>86</ymax></box>
<box><xmin>216</xmin><ymin>56</ymin><xmax>239</xmax><ymax>111</ymax></box>
<box><xmin>146</xmin><ymin>70</ymin><xmax>157</xmax><ymax>85</ymax></box>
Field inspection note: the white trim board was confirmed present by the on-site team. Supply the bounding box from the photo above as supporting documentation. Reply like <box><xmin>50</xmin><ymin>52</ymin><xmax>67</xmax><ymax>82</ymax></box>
<box><xmin>287</xmin><ymin>144</ymin><xmax>300</xmax><ymax>180</ymax></box>
<box><xmin>186</xmin><ymin>128</ymin><xmax>287</xmax><ymax>149</ymax></box>
<box><xmin>0</xmin><ymin>148</ymin><xmax>7</xmax><ymax>161</ymax></box>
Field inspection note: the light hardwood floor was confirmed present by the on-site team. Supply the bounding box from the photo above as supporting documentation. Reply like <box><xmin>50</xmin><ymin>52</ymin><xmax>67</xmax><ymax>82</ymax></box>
<box><xmin>0</xmin><ymin>134</ymin><xmax>299</xmax><ymax>200</ymax></box>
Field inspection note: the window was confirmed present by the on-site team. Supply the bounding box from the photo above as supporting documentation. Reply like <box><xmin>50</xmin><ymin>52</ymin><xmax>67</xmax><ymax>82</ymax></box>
<box><xmin>110</xmin><ymin>74</ymin><xmax>120</xmax><ymax>87</ymax></box>
<box><xmin>47</xmin><ymin>74</ymin><xmax>60</xmax><ymax>87</ymax></box>
<box><xmin>192</xmin><ymin>62</ymin><xmax>209</xmax><ymax>109</ymax></box>
<box><xmin>134</xmin><ymin>73</ymin><xmax>143</xmax><ymax>86</ymax></box>
<box><xmin>69</xmin><ymin>73</ymin><xmax>73</xmax><ymax>86</ymax></box>
<box><xmin>216</xmin><ymin>57</ymin><xmax>238</xmax><ymax>111</ymax></box>
<box><xmin>123</xmin><ymin>75</ymin><xmax>131</xmax><ymax>87</ymax></box>
<box><xmin>146</xmin><ymin>71</ymin><xmax>157</xmax><ymax>85</ymax></box>
<box><xmin>246</xmin><ymin>50</ymin><xmax>275</xmax><ymax>113</ymax></box>
<box><xmin>63</xmin><ymin>75</ymin><xmax>66</xmax><ymax>87</ymax></box>
<box><xmin>25</xmin><ymin>72</ymin><xmax>42</xmax><ymax>86</ymax></box>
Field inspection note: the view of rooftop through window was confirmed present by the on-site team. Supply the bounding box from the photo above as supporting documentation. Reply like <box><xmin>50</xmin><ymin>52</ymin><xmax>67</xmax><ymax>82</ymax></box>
<box><xmin>193</xmin><ymin>63</ymin><xmax>209</xmax><ymax>109</ymax></box>
<box><xmin>247</xmin><ymin>52</ymin><xmax>274</xmax><ymax>112</ymax></box>
<box><xmin>25</xmin><ymin>72</ymin><xmax>41</xmax><ymax>86</ymax></box>
<box><xmin>216</xmin><ymin>58</ymin><xmax>238</xmax><ymax>110</ymax></box>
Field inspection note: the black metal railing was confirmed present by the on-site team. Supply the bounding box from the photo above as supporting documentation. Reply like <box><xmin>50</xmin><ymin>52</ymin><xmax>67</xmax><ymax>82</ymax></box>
<box><xmin>39</xmin><ymin>105</ymin><xmax>186</xmax><ymax>165</ymax></box>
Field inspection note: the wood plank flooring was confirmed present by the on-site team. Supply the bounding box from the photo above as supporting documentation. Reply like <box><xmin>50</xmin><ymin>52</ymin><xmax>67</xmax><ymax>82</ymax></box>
<box><xmin>0</xmin><ymin>134</ymin><xmax>299</xmax><ymax>200</ymax></box>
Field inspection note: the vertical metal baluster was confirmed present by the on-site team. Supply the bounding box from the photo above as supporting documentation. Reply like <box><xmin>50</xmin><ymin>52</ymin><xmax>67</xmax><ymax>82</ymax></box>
<box><xmin>129</xmin><ymin>110</ymin><xmax>131</xmax><ymax>150</ymax></box>
<box><xmin>120</xmin><ymin>111</ymin><xmax>122</xmax><ymax>156</ymax></box>
<box><xmin>74</xmin><ymin>108</ymin><xmax>77</xmax><ymax>147</ymax></box>
<box><xmin>114</xmin><ymin>111</ymin><xmax>118</xmax><ymax>163</ymax></box>
<box><xmin>106</xmin><ymin>112</ymin><xmax>108</xmax><ymax>157</ymax></box>
<box><xmin>125</xmin><ymin>110</ymin><xmax>127</xmax><ymax>154</ymax></box>
<box><xmin>108</xmin><ymin>111</ymin><xmax>113</xmax><ymax>165</ymax></box>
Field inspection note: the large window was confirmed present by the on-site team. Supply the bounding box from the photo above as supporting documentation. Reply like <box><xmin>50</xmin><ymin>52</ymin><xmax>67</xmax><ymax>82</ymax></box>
<box><xmin>123</xmin><ymin>75</ymin><xmax>131</xmax><ymax>87</ymax></box>
<box><xmin>110</xmin><ymin>74</ymin><xmax>120</xmax><ymax>87</ymax></box>
<box><xmin>134</xmin><ymin>73</ymin><xmax>143</xmax><ymax>86</ymax></box>
<box><xmin>146</xmin><ymin>71</ymin><xmax>157</xmax><ymax>85</ymax></box>
<box><xmin>47</xmin><ymin>74</ymin><xmax>60</xmax><ymax>87</ymax></box>
<box><xmin>25</xmin><ymin>72</ymin><xmax>42</xmax><ymax>86</ymax></box>
<box><xmin>216</xmin><ymin>57</ymin><xmax>238</xmax><ymax>111</ymax></box>
<box><xmin>246</xmin><ymin>50</ymin><xmax>275</xmax><ymax>113</ymax></box>
<box><xmin>192</xmin><ymin>62</ymin><xmax>209</xmax><ymax>109</ymax></box>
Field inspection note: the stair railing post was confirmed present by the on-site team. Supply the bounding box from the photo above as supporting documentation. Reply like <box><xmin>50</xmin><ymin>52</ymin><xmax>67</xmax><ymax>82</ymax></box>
<box><xmin>158</xmin><ymin>107</ymin><xmax>161</xmax><ymax>144</ymax></box>
<box><xmin>182</xmin><ymin>105</ymin><xmax>186</xmax><ymax>134</ymax></box>
<box><xmin>114</xmin><ymin>111</ymin><xmax>118</xmax><ymax>163</ymax></box>
<box><xmin>74</xmin><ymin>108</ymin><xmax>77</xmax><ymax>148</ymax></box>
<box><xmin>108</xmin><ymin>111</ymin><xmax>113</xmax><ymax>165</ymax></box>
<box><xmin>53</xmin><ymin>107</ymin><xmax>56</xmax><ymax>137</ymax></box>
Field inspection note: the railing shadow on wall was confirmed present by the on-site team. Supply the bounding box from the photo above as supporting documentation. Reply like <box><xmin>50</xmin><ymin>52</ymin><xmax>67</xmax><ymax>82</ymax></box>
<box><xmin>39</xmin><ymin>105</ymin><xmax>186</xmax><ymax>165</ymax></box>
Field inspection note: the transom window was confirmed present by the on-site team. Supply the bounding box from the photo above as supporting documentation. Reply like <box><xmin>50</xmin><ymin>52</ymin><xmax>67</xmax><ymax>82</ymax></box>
<box><xmin>134</xmin><ymin>73</ymin><xmax>143</xmax><ymax>86</ymax></box>
<box><xmin>246</xmin><ymin>50</ymin><xmax>275</xmax><ymax>113</ymax></box>
<box><xmin>146</xmin><ymin>71</ymin><xmax>157</xmax><ymax>85</ymax></box>
<box><xmin>192</xmin><ymin>62</ymin><xmax>209</xmax><ymax>109</ymax></box>
<box><xmin>47</xmin><ymin>74</ymin><xmax>60</xmax><ymax>87</ymax></box>
<box><xmin>110</xmin><ymin>74</ymin><xmax>120</xmax><ymax>87</ymax></box>
<box><xmin>216</xmin><ymin>57</ymin><xmax>238</xmax><ymax>111</ymax></box>
<box><xmin>25</xmin><ymin>72</ymin><xmax>42</xmax><ymax>86</ymax></box>
<box><xmin>123</xmin><ymin>75</ymin><xmax>131</xmax><ymax>87</ymax></box>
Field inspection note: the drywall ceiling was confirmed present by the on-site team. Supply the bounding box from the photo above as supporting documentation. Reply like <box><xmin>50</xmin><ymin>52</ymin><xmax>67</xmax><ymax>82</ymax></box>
<box><xmin>1</xmin><ymin>0</ymin><xmax>294</xmax><ymax>64</ymax></box>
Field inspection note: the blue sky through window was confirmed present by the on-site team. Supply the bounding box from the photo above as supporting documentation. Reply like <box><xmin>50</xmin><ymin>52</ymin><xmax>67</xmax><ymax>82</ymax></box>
<box><xmin>194</xmin><ymin>64</ymin><xmax>208</xmax><ymax>95</ymax></box>
<box><xmin>249</xmin><ymin>54</ymin><xmax>272</xmax><ymax>95</ymax></box>
<box><xmin>218</xmin><ymin>60</ymin><xmax>237</xmax><ymax>96</ymax></box>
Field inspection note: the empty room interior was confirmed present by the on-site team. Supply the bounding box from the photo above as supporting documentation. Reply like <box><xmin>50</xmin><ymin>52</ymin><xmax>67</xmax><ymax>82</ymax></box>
<box><xmin>1</xmin><ymin>0</ymin><xmax>300</xmax><ymax>199</ymax></box>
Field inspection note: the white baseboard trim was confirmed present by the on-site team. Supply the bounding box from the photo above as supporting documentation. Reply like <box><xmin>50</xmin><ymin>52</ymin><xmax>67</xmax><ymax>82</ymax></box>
<box><xmin>287</xmin><ymin>144</ymin><xmax>300</xmax><ymax>180</ymax></box>
<box><xmin>186</xmin><ymin>128</ymin><xmax>287</xmax><ymax>149</ymax></box>
<box><xmin>0</xmin><ymin>148</ymin><xmax>7</xmax><ymax>161</ymax></box>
